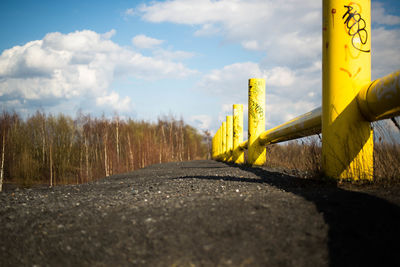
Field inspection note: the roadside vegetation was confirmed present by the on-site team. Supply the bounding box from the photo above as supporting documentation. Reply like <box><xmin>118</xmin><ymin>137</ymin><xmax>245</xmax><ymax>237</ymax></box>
<box><xmin>265</xmin><ymin>136</ymin><xmax>322</xmax><ymax>178</ymax></box>
<box><xmin>0</xmin><ymin>111</ymin><xmax>208</xmax><ymax>188</ymax></box>
<box><xmin>264</xmin><ymin>117</ymin><xmax>400</xmax><ymax>183</ymax></box>
<box><xmin>373</xmin><ymin>118</ymin><xmax>400</xmax><ymax>183</ymax></box>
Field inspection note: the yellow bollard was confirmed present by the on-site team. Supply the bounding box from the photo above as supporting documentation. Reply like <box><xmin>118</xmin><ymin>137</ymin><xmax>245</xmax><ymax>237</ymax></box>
<box><xmin>212</xmin><ymin>135</ymin><xmax>216</xmax><ymax>160</ymax></box>
<box><xmin>233</xmin><ymin>104</ymin><xmax>244</xmax><ymax>164</ymax></box>
<box><xmin>248</xmin><ymin>78</ymin><xmax>266</xmax><ymax>166</ymax></box>
<box><xmin>322</xmin><ymin>0</ymin><xmax>373</xmax><ymax>180</ymax></box>
<box><xmin>226</xmin><ymin>116</ymin><xmax>233</xmax><ymax>162</ymax></box>
<box><xmin>213</xmin><ymin>128</ymin><xmax>219</xmax><ymax>160</ymax></box>
<box><xmin>222</xmin><ymin>122</ymin><xmax>227</xmax><ymax>161</ymax></box>
<box><xmin>219</xmin><ymin>126</ymin><xmax>223</xmax><ymax>160</ymax></box>
<box><xmin>216</xmin><ymin>126</ymin><xmax>221</xmax><ymax>160</ymax></box>
<box><xmin>215</xmin><ymin>126</ymin><xmax>221</xmax><ymax>161</ymax></box>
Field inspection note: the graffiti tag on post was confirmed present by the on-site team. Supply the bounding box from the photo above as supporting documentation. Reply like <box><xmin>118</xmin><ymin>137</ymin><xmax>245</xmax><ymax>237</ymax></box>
<box><xmin>342</xmin><ymin>4</ymin><xmax>370</xmax><ymax>53</ymax></box>
<box><xmin>233</xmin><ymin>116</ymin><xmax>242</xmax><ymax>139</ymax></box>
<box><xmin>248</xmin><ymin>98</ymin><xmax>264</xmax><ymax>126</ymax></box>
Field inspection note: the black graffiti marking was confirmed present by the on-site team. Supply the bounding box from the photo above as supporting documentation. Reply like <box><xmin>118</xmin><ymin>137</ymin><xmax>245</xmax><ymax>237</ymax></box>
<box><xmin>342</xmin><ymin>5</ymin><xmax>370</xmax><ymax>53</ymax></box>
<box><xmin>249</xmin><ymin>99</ymin><xmax>264</xmax><ymax>119</ymax></box>
<box><xmin>248</xmin><ymin>83</ymin><xmax>264</xmax><ymax>128</ymax></box>
<box><xmin>233</xmin><ymin>126</ymin><xmax>242</xmax><ymax>138</ymax></box>
<box><xmin>233</xmin><ymin>116</ymin><xmax>242</xmax><ymax>138</ymax></box>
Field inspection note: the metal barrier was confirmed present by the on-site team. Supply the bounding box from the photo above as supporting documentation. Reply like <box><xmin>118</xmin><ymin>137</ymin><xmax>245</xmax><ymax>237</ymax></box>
<box><xmin>212</xmin><ymin>0</ymin><xmax>400</xmax><ymax>180</ymax></box>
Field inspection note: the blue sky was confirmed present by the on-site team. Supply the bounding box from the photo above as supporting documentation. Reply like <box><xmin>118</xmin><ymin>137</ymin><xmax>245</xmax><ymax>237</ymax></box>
<box><xmin>1</xmin><ymin>0</ymin><xmax>399</xmax><ymax>134</ymax></box>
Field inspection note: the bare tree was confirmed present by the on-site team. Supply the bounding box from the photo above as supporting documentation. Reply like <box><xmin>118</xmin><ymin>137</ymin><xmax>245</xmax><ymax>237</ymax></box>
<box><xmin>115</xmin><ymin>115</ymin><xmax>120</xmax><ymax>166</ymax></box>
<box><xmin>0</xmin><ymin>110</ymin><xmax>209</xmax><ymax>186</ymax></box>
<box><xmin>203</xmin><ymin>130</ymin><xmax>211</xmax><ymax>160</ymax></box>
<box><xmin>49</xmin><ymin>141</ymin><xmax>53</xmax><ymax>187</ymax></box>
<box><xmin>0</xmin><ymin>128</ymin><xmax>5</xmax><ymax>192</ymax></box>
<box><xmin>104</xmin><ymin>131</ymin><xmax>109</xmax><ymax>177</ymax></box>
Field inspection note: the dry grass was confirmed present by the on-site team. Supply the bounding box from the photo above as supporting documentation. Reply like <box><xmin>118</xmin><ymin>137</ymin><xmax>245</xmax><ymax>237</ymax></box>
<box><xmin>373</xmin><ymin>118</ymin><xmax>400</xmax><ymax>183</ymax></box>
<box><xmin>263</xmin><ymin>117</ymin><xmax>400</xmax><ymax>183</ymax></box>
<box><xmin>265</xmin><ymin>136</ymin><xmax>322</xmax><ymax>178</ymax></box>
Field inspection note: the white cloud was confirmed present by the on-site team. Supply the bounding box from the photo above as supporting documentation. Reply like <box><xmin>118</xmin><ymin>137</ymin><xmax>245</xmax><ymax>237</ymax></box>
<box><xmin>241</xmin><ymin>40</ymin><xmax>260</xmax><ymax>51</ymax></box>
<box><xmin>101</xmin><ymin>29</ymin><xmax>116</xmax><ymax>39</ymax></box>
<box><xmin>199</xmin><ymin>61</ymin><xmax>321</xmax><ymax>128</ymax></box>
<box><xmin>199</xmin><ymin>62</ymin><xmax>297</xmax><ymax>98</ymax></box>
<box><xmin>190</xmin><ymin>114</ymin><xmax>212</xmax><ymax>130</ymax></box>
<box><xmin>131</xmin><ymin>34</ymin><xmax>195</xmax><ymax>61</ymax></box>
<box><xmin>265</xmin><ymin>95</ymin><xmax>317</xmax><ymax>128</ymax></box>
<box><xmin>372</xmin><ymin>2</ymin><xmax>400</xmax><ymax>26</ymax></box>
<box><xmin>263</xmin><ymin>67</ymin><xmax>295</xmax><ymax>87</ymax></box>
<box><xmin>138</xmin><ymin>0</ymin><xmax>399</xmax><ymax>73</ymax></box>
<box><xmin>0</xmin><ymin>30</ymin><xmax>197</xmax><ymax>115</ymax></box>
<box><xmin>138</xmin><ymin>0</ymin><xmax>322</xmax><ymax>66</ymax></box>
<box><xmin>153</xmin><ymin>49</ymin><xmax>194</xmax><ymax>61</ymax></box>
<box><xmin>122</xmin><ymin>8</ymin><xmax>136</xmax><ymax>21</ymax></box>
<box><xmin>199</xmin><ymin>62</ymin><xmax>262</xmax><ymax>98</ymax></box>
<box><xmin>194</xmin><ymin>23</ymin><xmax>221</xmax><ymax>36</ymax></box>
<box><xmin>132</xmin><ymin>34</ymin><xmax>164</xmax><ymax>49</ymax></box>
<box><xmin>96</xmin><ymin>91</ymin><xmax>132</xmax><ymax>112</ymax></box>
<box><xmin>218</xmin><ymin>104</ymin><xmax>232</xmax><ymax>124</ymax></box>
<box><xmin>125</xmin><ymin>8</ymin><xmax>135</xmax><ymax>16</ymax></box>
<box><xmin>372</xmin><ymin>27</ymin><xmax>400</xmax><ymax>79</ymax></box>
<box><xmin>138</xmin><ymin>0</ymin><xmax>399</xmax><ymax>132</ymax></box>
<box><xmin>138</xmin><ymin>0</ymin><xmax>234</xmax><ymax>24</ymax></box>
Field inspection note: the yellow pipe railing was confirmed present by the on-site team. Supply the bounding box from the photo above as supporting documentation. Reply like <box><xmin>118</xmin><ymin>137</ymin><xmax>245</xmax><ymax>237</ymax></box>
<box><xmin>259</xmin><ymin>107</ymin><xmax>321</xmax><ymax>146</ymax></box>
<box><xmin>239</xmin><ymin>141</ymin><xmax>248</xmax><ymax>150</ymax></box>
<box><xmin>212</xmin><ymin>0</ymin><xmax>400</xmax><ymax>181</ymax></box>
<box><xmin>216</xmin><ymin>69</ymin><xmax>399</xmax><ymax>156</ymax></box>
<box><xmin>357</xmin><ymin>70</ymin><xmax>400</xmax><ymax>122</ymax></box>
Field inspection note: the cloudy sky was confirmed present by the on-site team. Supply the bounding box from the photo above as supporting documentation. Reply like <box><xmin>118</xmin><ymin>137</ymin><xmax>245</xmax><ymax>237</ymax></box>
<box><xmin>1</xmin><ymin>0</ymin><xmax>399</xmax><ymax>134</ymax></box>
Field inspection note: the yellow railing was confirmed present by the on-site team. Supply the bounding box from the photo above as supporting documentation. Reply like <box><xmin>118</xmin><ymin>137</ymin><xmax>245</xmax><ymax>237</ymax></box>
<box><xmin>212</xmin><ymin>0</ymin><xmax>400</xmax><ymax>181</ymax></box>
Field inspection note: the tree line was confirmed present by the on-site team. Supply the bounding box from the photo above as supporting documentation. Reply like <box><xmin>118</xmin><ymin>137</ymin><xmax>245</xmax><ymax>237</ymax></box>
<box><xmin>0</xmin><ymin>111</ymin><xmax>209</xmax><ymax>189</ymax></box>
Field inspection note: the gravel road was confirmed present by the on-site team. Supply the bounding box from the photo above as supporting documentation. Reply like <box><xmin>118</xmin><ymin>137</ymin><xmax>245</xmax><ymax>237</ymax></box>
<box><xmin>1</xmin><ymin>160</ymin><xmax>399</xmax><ymax>266</ymax></box>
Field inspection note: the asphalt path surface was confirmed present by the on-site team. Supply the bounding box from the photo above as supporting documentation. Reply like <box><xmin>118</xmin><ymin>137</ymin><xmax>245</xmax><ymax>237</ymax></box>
<box><xmin>1</xmin><ymin>160</ymin><xmax>400</xmax><ymax>266</ymax></box>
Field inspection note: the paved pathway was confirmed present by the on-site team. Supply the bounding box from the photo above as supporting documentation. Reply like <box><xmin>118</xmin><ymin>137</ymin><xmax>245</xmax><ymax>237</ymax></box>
<box><xmin>1</xmin><ymin>160</ymin><xmax>399</xmax><ymax>266</ymax></box>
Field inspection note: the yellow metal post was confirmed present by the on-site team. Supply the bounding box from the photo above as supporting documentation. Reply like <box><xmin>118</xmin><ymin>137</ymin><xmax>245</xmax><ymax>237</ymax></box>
<box><xmin>216</xmin><ymin>126</ymin><xmax>221</xmax><ymax>160</ymax></box>
<box><xmin>219</xmin><ymin>126</ymin><xmax>222</xmax><ymax>160</ymax></box>
<box><xmin>212</xmin><ymin>135</ymin><xmax>216</xmax><ymax>160</ymax></box>
<box><xmin>248</xmin><ymin>78</ymin><xmax>266</xmax><ymax>166</ymax></box>
<box><xmin>233</xmin><ymin>104</ymin><xmax>244</xmax><ymax>164</ymax></box>
<box><xmin>226</xmin><ymin>116</ymin><xmax>233</xmax><ymax>162</ymax></box>
<box><xmin>322</xmin><ymin>0</ymin><xmax>373</xmax><ymax>180</ymax></box>
<box><xmin>222</xmin><ymin>122</ymin><xmax>227</xmax><ymax>161</ymax></box>
<box><xmin>214</xmin><ymin>127</ymin><xmax>218</xmax><ymax>160</ymax></box>
<box><xmin>213</xmin><ymin>127</ymin><xmax>220</xmax><ymax>160</ymax></box>
<box><xmin>219</xmin><ymin>125</ymin><xmax>223</xmax><ymax>160</ymax></box>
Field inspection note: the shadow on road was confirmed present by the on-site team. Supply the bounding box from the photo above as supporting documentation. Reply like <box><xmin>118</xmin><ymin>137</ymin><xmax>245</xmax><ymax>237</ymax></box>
<box><xmin>178</xmin><ymin>163</ymin><xmax>400</xmax><ymax>267</ymax></box>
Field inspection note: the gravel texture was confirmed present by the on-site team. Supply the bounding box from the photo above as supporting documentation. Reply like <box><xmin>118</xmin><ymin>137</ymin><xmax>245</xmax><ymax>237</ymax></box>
<box><xmin>0</xmin><ymin>160</ymin><xmax>399</xmax><ymax>266</ymax></box>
